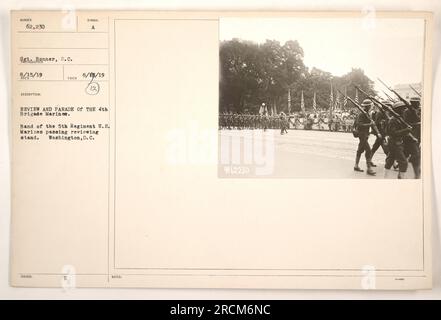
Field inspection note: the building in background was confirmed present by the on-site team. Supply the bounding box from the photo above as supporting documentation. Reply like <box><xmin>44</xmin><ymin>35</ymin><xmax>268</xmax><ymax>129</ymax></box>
<box><xmin>393</xmin><ymin>82</ymin><xmax>422</xmax><ymax>100</ymax></box>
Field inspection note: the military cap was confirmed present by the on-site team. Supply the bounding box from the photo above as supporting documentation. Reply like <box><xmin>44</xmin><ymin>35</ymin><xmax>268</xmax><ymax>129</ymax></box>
<box><xmin>392</xmin><ymin>101</ymin><xmax>406</xmax><ymax>110</ymax></box>
<box><xmin>361</xmin><ymin>99</ymin><xmax>373</xmax><ymax>107</ymax></box>
<box><xmin>383</xmin><ymin>101</ymin><xmax>393</xmax><ymax>108</ymax></box>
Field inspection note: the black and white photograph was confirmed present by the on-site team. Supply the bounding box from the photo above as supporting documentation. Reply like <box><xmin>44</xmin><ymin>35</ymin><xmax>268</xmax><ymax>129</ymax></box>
<box><xmin>218</xmin><ymin>17</ymin><xmax>425</xmax><ymax>179</ymax></box>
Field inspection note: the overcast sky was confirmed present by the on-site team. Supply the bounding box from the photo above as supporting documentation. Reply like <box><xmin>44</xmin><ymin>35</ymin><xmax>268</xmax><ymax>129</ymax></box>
<box><xmin>220</xmin><ymin>18</ymin><xmax>425</xmax><ymax>93</ymax></box>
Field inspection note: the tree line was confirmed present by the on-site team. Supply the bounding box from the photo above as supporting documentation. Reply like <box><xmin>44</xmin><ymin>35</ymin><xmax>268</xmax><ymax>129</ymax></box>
<box><xmin>219</xmin><ymin>38</ymin><xmax>376</xmax><ymax>114</ymax></box>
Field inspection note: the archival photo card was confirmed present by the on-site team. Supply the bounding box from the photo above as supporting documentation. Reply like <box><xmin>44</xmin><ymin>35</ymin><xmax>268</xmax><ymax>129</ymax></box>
<box><xmin>9</xmin><ymin>11</ymin><xmax>432</xmax><ymax>290</ymax></box>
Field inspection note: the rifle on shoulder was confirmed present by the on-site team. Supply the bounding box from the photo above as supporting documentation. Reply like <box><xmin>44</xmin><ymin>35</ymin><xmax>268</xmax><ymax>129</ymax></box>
<box><xmin>355</xmin><ymin>85</ymin><xmax>418</xmax><ymax>143</ymax></box>
<box><xmin>377</xmin><ymin>78</ymin><xmax>411</xmax><ymax>107</ymax></box>
<box><xmin>337</xmin><ymin>88</ymin><xmax>381</xmax><ymax>138</ymax></box>
<box><xmin>409</xmin><ymin>84</ymin><xmax>422</xmax><ymax>97</ymax></box>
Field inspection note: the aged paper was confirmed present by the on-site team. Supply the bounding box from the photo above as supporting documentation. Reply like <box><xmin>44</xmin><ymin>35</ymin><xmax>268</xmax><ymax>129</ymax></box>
<box><xmin>10</xmin><ymin>10</ymin><xmax>433</xmax><ymax>289</ymax></box>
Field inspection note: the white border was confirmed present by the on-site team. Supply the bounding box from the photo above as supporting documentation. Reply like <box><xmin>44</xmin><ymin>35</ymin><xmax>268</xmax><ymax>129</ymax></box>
<box><xmin>1</xmin><ymin>0</ymin><xmax>440</xmax><ymax>299</ymax></box>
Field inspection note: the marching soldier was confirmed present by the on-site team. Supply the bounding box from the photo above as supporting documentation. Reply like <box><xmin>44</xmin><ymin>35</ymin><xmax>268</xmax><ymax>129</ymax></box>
<box><xmin>263</xmin><ymin>112</ymin><xmax>269</xmax><ymax>132</ymax></box>
<box><xmin>328</xmin><ymin>115</ymin><xmax>333</xmax><ymax>132</ymax></box>
<box><xmin>353</xmin><ymin>99</ymin><xmax>376</xmax><ymax>176</ymax></box>
<box><xmin>404</xmin><ymin>96</ymin><xmax>421</xmax><ymax>144</ymax></box>
<box><xmin>402</xmin><ymin>97</ymin><xmax>421</xmax><ymax>179</ymax></box>
<box><xmin>384</xmin><ymin>101</ymin><xmax>411</xmax><ymax>179</ymax></box>
<box><xmin>279</xmin><ymin>112</ymin><xmax>288</xmax><ymax>135</ymax></box>
<box><xmin>370</xmin><ymin>102</ymin><xmax>390</xmax><ymax>161</ymax></box>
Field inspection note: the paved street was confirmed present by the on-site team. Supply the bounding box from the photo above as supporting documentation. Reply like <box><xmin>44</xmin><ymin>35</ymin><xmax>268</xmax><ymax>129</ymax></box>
<box><xmin>219</xmin><ymin>129</ymin><xmax>417</xmax><ymax>179</ymax></box>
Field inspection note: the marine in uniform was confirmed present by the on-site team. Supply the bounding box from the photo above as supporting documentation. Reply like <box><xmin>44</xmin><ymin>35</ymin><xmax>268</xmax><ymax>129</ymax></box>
<box><xmin>404</xmin><ymin>96</ymin><xmax>421</xmax><ymax>144</ymax></box>
<box><xmin>402</xmin><ymin>97</ymin><xmax>421</xmax><ymax>179</ymax></box>
<box><xmin>353</xmin><ymin>99</ymin><xmax>376</xmax><ymax>176</ymax></box>
<box><xmin>279</xmin><ymin>112</ymin><xmax>288</xmax><ymax>135</ymax></box>
<box><xmin>384</xmin><ymin>101</ymin><xmax>412</xmax><ymax>179</ymax></box>
<box><xmin>370</xmin><ymin>103</ymin><xmax>390</xmax><ymax>161</ymax></box>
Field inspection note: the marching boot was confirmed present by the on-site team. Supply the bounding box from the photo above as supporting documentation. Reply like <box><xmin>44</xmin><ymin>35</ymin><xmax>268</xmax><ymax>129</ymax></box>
<box><xmin>397</xmin><ymin>171</ymin><xmax>404</xmax><ymax>179</ymax></box>
<box><xmin>366</xmin><ymin>162</ymin><xmax>376</xmax><ymax>176</ymax></box>
<box><xmin>354</xmin><ymin>153</ymin><xmax>364</xmax><ymax>172</ymax></box>
<box><xmin>412</xmin><ymin>163</ymin><xmax>421</xmax><ymax>179</ymax></box>
<box><xmin>368</xmin><ymin>159</ymin><xmax>377</xmax><ymax>167</ymax></box>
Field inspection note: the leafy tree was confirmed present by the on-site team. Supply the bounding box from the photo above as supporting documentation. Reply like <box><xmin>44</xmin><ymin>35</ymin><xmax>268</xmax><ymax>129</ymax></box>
<box><xmin>219</xmin><ymin>39</ymin><xmax>261</xmax><ymax>113</ymax></box>
<box><xmin>219</xmin><ymin>39</ymin><xmax>375</xmax><ymax>114</ymax></box>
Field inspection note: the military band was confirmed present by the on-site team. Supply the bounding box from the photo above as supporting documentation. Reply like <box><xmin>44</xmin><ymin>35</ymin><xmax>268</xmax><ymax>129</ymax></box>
<box><xmin>353</xmin><ymin>99</ymin><xmax>376</xmax><ymax>176</ymax></box>
<box><xmin>218</xmin><ymin>111</ymin><xmax>357</xmax><ymax>132</ymax></box>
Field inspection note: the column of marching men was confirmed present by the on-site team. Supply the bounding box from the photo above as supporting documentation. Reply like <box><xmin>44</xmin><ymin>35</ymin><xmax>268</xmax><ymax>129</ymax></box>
<box><xmin>351</xmin><ymin>97</ymin><xmax>421</xmax><ymax>179</ymax></box>
<box><xmin>218</xmin><ymin>110</ymin><xmax>358</xmax><ymax>133</ymax></box>
<box><xmin>219</xmin><ymin>93</ymin><xmax>421</xmax><ymax>179</ymax></box>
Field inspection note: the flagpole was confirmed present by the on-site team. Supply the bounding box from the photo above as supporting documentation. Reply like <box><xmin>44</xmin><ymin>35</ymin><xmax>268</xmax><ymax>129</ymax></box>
<box><xmin>329</xmin><ymin>81</ymin><xmax>334</xmax><ymax>117</ymax></box>
<box><xmin>301</xmin><ymin>90</ymin><xmax>305</xmax><ymax>113</ymax></box>
<box><xmin>344</xmin><ymin>87</ymin><xmax>347</xmax><ymax>111</ymax></box>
